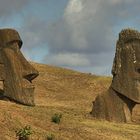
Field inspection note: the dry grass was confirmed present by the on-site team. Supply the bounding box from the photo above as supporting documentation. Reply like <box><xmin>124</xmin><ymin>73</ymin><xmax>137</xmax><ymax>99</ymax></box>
<box><xmin>0</xmin><ymin>62</ymin><xmax>139</xmax><ymax>140</ymax></box>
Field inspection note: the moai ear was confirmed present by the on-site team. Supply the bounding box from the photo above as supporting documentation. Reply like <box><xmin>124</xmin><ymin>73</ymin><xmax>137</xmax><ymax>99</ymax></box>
<box><xmin>0</xmin><ymin>52</ymin><xmax>5</xmax><ymax>81</ymax></box>
<box><xmin>111</xmin><ymin>41</ymin><xmax>122</xmax><ymax>76</ymax></box>
<box><xmin>0</xmin><ymin>63</ymin><xmax>5</xmax><ymax>81</ymax></box>
<box><xmin>0</xmin><ymin>60</ymin><xmax>5</xmax><ymax>92</ymax></box>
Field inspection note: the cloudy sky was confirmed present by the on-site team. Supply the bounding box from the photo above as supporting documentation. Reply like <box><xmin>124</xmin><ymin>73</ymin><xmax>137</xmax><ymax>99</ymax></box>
<box><xmin>0</xmin><ymin>0</ymin><xmax>140</xmax><ymax>75</ymax></box>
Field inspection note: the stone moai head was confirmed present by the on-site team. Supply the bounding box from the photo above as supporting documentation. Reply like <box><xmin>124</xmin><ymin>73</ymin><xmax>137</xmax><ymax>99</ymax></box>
<box><xmin>0</xmin><ymin>29</ymin><xmax>39</xmax><ymax>106</ymax></box>
<box><xmin>111</xmin><ymin>29</ymin><xmax>140</xmax><ymax>103</ymax></box>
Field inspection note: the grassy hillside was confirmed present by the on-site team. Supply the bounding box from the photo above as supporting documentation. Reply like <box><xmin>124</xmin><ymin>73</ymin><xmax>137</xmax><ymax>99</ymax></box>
<box><xmin>0</xmin><ymin>62</ymin><xmax>140</xmax><ymax>140</ymax></box>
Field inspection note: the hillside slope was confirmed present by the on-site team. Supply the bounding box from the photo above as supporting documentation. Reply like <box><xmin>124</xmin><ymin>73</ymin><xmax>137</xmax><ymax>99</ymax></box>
<box><xmin>0</xmin><ymin>62</ymin><xmax>139</xmax><ymax>140</ymax></box>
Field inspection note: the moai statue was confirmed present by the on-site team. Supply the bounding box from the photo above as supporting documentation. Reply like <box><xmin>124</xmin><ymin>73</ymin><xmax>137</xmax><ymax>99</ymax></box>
<box><xmin>0</xmin><ymin>29</ymin><xmax>39</xmax><ymax>106</ymax></box>
<box><xmin>91</xmin><ymin>29</ymin><xmax>140</xmax><ymax>122</ymax></box>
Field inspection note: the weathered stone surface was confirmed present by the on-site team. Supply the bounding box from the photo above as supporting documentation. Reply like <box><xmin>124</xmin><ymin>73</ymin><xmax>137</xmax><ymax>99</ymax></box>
<box><xmin>0</xmin><ymin>28</ymin><xmax>39</xmax><ymax>106</ymax></box>
<box><xmin>91</xmin><ymin>29</ymin><xmax>140</xmax><ymax>122</ymax></box>
<box><xmin>112</xmin><ymin>29</ymin><xmax>140</xmax><ymax>103</ymax></box>
<box><xmin>91</xmin><ymin>88</ymin><xmax>136</xmax><ymax>122</ymax></box>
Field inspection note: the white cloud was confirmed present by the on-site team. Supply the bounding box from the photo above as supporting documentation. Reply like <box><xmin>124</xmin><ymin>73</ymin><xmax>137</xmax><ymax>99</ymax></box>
<box><xmin>108</xmin><ymin>0</ymin><xmax>133</xmax><ymax>5</ymax></box>
<box><xmin>1</xmin><ymin>0</ymin><xmax>140</xmax><ymax>75</ymax></box>
<box><xmin>65</xmin><ymin>0</ymin><xmax>83</xmax><ymax>14</ymax></box>
<box><xmin>108</xmin><ymin>0</ymin><xmax>121</xmax><ymax>5</ymax></box>
<box><xmin>44</xmin><ymin>0</ymin><xmax>140</xmax><ymax>75</ymax></box>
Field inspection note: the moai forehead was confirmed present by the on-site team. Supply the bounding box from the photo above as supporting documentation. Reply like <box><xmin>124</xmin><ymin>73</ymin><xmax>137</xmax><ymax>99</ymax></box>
<box><xmin>111</xmin><ymin>28</ymin><xmax>140</xmax><ymax>103</ymax></box>
<box><xmin>0</xmin><ymin>29</ymin><xmax>22</xmax><ymax>48</ymax></box>
<box><xmin>119</xmin><ymin>28</ymin><xmax>140</xmax><ymax>43</ymax></box>
<box><xmin>0</xmin><ymin>28</ymin><xmax>38</xmax><ymax>106</ymax></box>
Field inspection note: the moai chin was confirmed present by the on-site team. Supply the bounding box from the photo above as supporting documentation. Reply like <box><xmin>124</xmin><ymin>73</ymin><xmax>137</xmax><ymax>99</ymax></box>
<box><xmin>0</xmin><ymin>29</ymin><xmax>39</xmax><ymax>106</ymax></box>
<box><xmin>91</xmin><ymin>28</ymin><xmax>140</xmax><ymax>122</ymax></box>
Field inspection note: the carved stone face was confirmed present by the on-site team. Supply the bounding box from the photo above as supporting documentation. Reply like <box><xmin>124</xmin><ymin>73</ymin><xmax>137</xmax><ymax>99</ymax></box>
<box><xmin>0</xmin><ymin>29</ymin><xmax>38</xmax><ymax>106</ymax></box>
<box><xmin>111</xmin><ymin>29</ymin><xmax>140</xmax><ymax>103</ymax></box>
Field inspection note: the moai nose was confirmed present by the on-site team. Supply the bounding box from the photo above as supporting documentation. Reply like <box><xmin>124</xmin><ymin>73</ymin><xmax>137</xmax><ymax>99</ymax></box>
<box><xmin>22</xmin><ymin>61</ymin><xmax>39</xmax><ymax>82</ymax></box>
<box><xmin>23</xmin><ymin>67</ymin><xmax>39</xmax><ymax>82</ymax></box>
<box><xmin>24</xmin><ymin>71</ymin><xmax>39</xmax><ymax>81</ymax></box>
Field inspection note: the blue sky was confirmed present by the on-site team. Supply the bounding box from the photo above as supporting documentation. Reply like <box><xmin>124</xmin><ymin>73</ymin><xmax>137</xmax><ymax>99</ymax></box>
<box><xmin>0</xmin><ymin>0</ymin><xmax>140</xmax><ymax>75</ymax></box>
